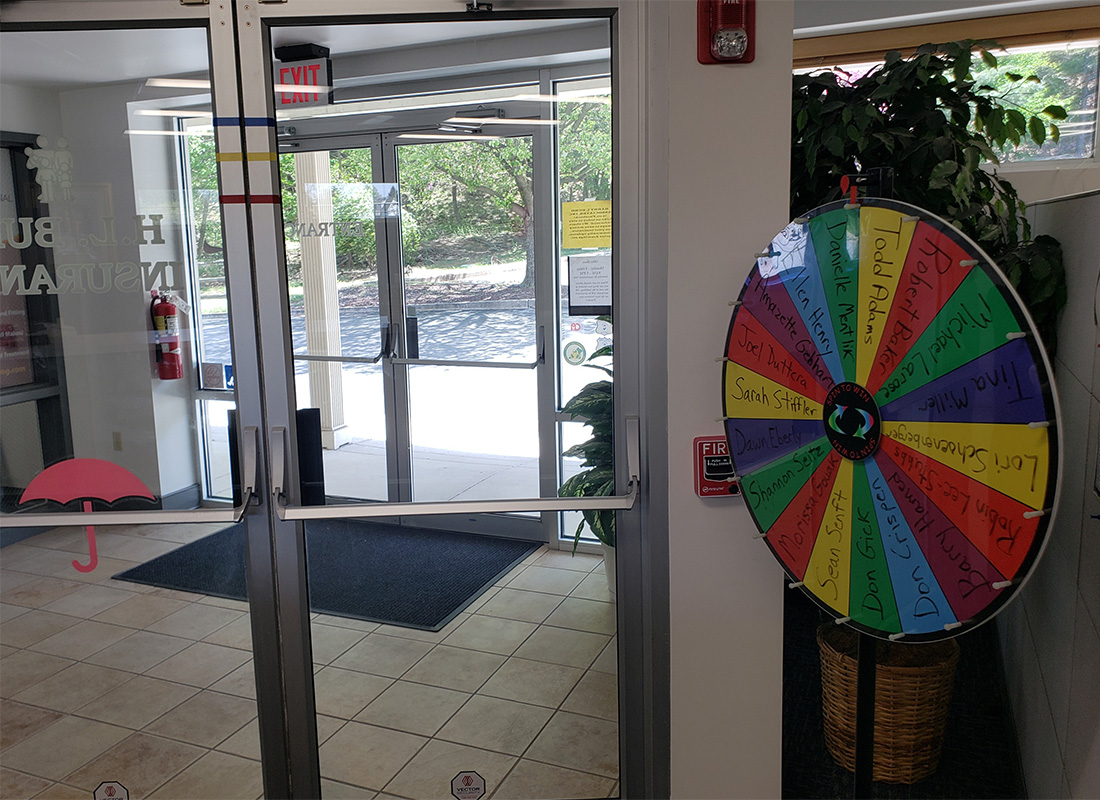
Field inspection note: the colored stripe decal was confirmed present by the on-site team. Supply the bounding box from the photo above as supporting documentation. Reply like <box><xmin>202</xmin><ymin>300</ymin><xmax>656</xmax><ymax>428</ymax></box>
<box><xmin>213</xmin><ymin>117</ymin><xmax>277</xmax><ymax>127</ymax></box>
<box><xmin>220</xmin><ymin>194</ymin><xmax>282</xmax><ymax>205</ymax></box>
<box><xmin>216</xmin><ymin>152</ymin><xmax>278</xmax><ymax>162</ymax></box>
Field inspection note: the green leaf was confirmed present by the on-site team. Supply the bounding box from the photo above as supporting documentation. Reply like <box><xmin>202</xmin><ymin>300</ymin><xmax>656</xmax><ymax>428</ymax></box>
<box><xmin>589</xmin><ymin>345</ymin><xmax>613</xmax><ymax>360</ymax></box>
<box><xmin>1005</xmin><ymin>71</ymin><xmax>1023</xmax><ymax>82</ymax></box>
<box><xmin>980</xmin><ymin>49</ymin><xmax>997</xmax><ymax>68</ymax></box>
<box><xmin>796</xmin><ymin>108</ymin><xmax>809</xmax><ymax>129</ymax></box>
<box><xmin>1050</xmin><ymin>123</ymin><xmax>1060</xmax><ymax>143</ymax></box>
<box><xmin>1006</xmin><ymin>109</ymin><xmax>1027</xmax><ymax>134</ymax></box>
<box><xmin>1028</xmin><ymin>115</ymin><xmax>1046</xmax><ymax>146</ymax></box>
<box><xmin>952</xmin><ymin>59</ymin><xmax>969</xmax><ymax>83</ymax></box>
<box><xmin>930</xmin><ymin>160</ymin><xmax>958</xmax><ymax>180</ymax></box>
<box><xmin>1041</xmin><ymin>105</ymin><xmax>1068</xmax><ymax>120</ymax></box>
<box><xmin>870</xmin><ymin>83</ymin><xmax>896</xmax><ymax>100</ymax></box>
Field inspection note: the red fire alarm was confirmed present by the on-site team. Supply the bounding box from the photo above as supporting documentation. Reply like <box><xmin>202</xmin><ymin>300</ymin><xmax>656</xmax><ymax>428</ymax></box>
<box><xmin>694</xmin><ymin>436</ymin><xmax>741</xmax><ymax>497</ymax></box>
<box><xmin>697</xmin><ymin>0</ymin><xmax>756</xmax><ymax>64</ymax></box>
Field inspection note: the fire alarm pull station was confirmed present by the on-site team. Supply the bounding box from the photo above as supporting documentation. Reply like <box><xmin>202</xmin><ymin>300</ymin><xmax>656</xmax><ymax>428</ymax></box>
<box><xmin>697</xmin><ymin>0</ymin><xmax>755</xmax><ymax>64</ymax></box>
<box><xmin>694</xmin><ymin>436</ymin><xmax>741</xmax><ymax>497</ymax></box>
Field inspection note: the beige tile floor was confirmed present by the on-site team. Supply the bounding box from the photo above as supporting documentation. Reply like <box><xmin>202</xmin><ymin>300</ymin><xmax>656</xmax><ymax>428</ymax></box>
<box><xmin>0</xmin><ymin>523</ymin><xmax>620</xmax><ymax>799</ymax></box>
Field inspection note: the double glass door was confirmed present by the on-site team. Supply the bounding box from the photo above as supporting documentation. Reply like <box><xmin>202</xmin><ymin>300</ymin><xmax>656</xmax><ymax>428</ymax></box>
<box><xmin>0</xmin><ymin>3</ymin><xmax>638</xmax><ymax>799</ymax></box>
<box><xmin>281</xmin><ymin>134</ymin><xmax>542</xmax><ymax>529</ymax></box>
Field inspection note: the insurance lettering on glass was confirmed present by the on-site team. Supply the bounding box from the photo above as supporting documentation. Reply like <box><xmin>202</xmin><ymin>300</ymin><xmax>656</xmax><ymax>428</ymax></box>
<box><xmin>1</xmin><ymin>214</ymin><xmax>185</xmax><ymax>296</ymax></box>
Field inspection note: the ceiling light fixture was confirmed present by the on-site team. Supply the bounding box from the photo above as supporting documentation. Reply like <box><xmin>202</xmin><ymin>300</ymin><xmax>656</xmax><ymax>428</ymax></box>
<box><xmin>445</xmin><ymin>116</ymin><xmax>559</xmax><ymax>126</ymax></box>
<box><xmin>145</xmin><ymin>78</ymin><xmax>211</xmax><ymax>89</ymax></box>
<box><xmin>124</xmin><ymin>129</ymin><xmax>205</xmax><ymax>137</ymax></box>
<box><xmin>134</xmin><ymin>109</ymin><xmax>214</xmax><ymax>119</ymax></box>
<box><xmin>272</xmin><ymin>84</ymin><xmax>332</xmax><ymax>93</ymax></box>
<box><xmin>395</xmin><ymin>132</ymin><xmax>502</xmax><ymax>141</ymax></box>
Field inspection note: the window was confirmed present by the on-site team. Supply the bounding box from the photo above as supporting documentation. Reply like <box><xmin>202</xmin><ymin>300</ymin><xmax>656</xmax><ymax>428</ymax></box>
<box><xmin>793</xmin><ymin>8</ymin><xmax>1100</xmax><ymax>164</ymax></box>
<box><xmin>795</xmin><ymin>40</ymin><xmax>1099</xmax><ymax>164</ymax></box>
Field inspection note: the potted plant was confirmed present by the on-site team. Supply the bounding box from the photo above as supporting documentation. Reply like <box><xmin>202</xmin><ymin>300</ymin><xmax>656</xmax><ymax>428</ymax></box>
<box><xmin>791</xmin><ymin>39</ymin><xmax>1067</xmax><ymax>353</ymax></box>
<box><xmin>558</xmin><ymin>341</ymin><xmax>616</xmax><ymax>596</ymax></box>
<box><xmin>790</xmin><ymin>40</ymin><xmax>1069</xmax><ymax>781</ymax></box>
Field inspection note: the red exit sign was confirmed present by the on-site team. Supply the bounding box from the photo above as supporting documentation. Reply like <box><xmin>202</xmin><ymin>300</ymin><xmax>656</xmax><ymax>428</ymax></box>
<box><xmin>693</xmin><ymin>436</ymin><xmax>741</xmax><ymax>497</ymax></box>
<box><xmin>276</xmin><ymin>58</ymin><xmax>331</xmax><ymax>108</ymax></box>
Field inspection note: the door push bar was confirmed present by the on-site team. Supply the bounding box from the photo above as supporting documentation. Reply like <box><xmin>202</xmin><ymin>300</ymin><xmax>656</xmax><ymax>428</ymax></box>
<box><xmin>273</xmin><ymin>416</ymin><xmax>640</xmax><ymax>521</ymax></box>
<box><xmin>0</xmin><ymin>428</ymin><xmax>259</xmax><ymax>528</ymax></box>
<box><xmin>388</xmin><ymin>325</ymin><xmax>546</xmax><ymax>371</ymax></box>
<box><xmin>293</xmin><ymin>326</ymin><xmax>546</xmax><ymax>371</ymax></box>
<box><xmin>292</xmin><ymin>323</ymin><xmax>394</xmax><ymax>366</ymax></box>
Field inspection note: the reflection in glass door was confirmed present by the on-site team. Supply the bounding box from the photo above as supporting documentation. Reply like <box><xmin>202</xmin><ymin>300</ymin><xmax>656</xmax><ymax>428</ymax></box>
<box><xmin>0</xmin><ymin>17</ymin><xmax>273</xmax><ymax>799</ymax></box>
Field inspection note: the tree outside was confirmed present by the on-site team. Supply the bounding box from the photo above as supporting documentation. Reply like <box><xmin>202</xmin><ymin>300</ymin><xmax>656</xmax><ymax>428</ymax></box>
<box><xmin>969</xmin><ymin>42</ymin><xmax>1098</xmax><ymax>161</ymax></box>
<box><xmin>187</xmin><ymin>93</ymin><xmax>611</xmax><ymax>313</ymax></box>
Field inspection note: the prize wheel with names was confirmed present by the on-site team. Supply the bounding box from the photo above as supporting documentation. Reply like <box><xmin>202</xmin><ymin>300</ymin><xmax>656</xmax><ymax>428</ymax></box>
<box><xmin>723</xmin><ymin>198</ymin><xmax>1061</xmax><ymax>642</ymax></box>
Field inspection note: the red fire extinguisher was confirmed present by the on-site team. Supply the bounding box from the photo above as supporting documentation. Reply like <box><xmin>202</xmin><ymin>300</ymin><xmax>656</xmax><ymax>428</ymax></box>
<box><xmin>151</xmin><ymin>292</ymin><xmax>183</xmax><ymax>380</ymax></box>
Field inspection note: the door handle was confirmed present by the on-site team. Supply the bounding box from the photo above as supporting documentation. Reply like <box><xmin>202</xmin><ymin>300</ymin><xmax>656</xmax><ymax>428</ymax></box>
<box><xmin>376</xmin><ymin>320</ymin><xmax>394</xmax><ymax>363</ymax></box>
<box><xmin>290</xmin><ymin>322</ymin><xmax>391</xmax><ymax>366</ymax></box>
<box><xmin>389</xmin><ymin>357</ymin><xmax>538</xmax><ymax>369</ymax></box>
<box><xmin>1</xmin><ymin>427</ymin><xmax>259</xmax><ymax>527</ymax></box>
<box><xmin>273</xmin><ymin>417</ymin><xmax>641</xmax><ymax>521</ymax></box>
<box><xmin>389</xmin><ymin>325</ymin><xmax>543</xmax><ymax>370</ymax></box>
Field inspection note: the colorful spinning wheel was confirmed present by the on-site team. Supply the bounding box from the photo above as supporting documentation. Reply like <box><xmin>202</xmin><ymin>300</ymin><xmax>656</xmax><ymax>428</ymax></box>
<box><xmin>723</xmin><ymin>198</ymin><xmax>1061</xmax><ymax>642</ymax></box>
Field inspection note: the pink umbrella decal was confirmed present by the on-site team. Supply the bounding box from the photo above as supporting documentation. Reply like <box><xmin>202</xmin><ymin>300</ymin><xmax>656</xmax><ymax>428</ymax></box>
<box><xmin>19</xmin><ymin>458</ymin><xmax>156</xmax><ymax>573</ymax></box>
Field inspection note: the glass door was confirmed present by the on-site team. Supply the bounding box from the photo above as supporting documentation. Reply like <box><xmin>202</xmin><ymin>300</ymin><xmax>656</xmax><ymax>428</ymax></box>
<box><xmin>0</xmin><ymin>7</ymin><xmax>288</xmax><ymax>799</ymax></box>
<box><xmin>250</xmin><ymin>10</ymin><xmax>627</xmax><ymax>800</ymax></box>
<box><xmin>389</xmin><ymin>134</ymin><xmax>543</xmax><ymax>511</ymax></box>
<box><xmin>278</xmin><ymin>132</ymin><xmax>546</xmax><ymax>532</ymax></box>
<box><xmin>3</xmin><ymin>4</ymin><xmax>642</xmax><ymax>799</ymax></box>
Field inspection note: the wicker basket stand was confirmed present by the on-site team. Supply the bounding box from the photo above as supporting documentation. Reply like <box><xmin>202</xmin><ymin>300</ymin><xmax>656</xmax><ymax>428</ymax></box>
<box><xmin>817</xmin><ymin>623</ymin><xmax>960</xmax><ymax>784</ymax></box>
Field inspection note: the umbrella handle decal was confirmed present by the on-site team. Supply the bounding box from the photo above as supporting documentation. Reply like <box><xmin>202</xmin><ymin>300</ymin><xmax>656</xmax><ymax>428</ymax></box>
<box><xmin>17</xmin><ymin>457</ymin><xmax>156</xmax><ymax>575</ymax></box>
<box><xmin>73</xmin><ymin>500</ymin><xmax>99</xmax><ymax>573</ymax></box>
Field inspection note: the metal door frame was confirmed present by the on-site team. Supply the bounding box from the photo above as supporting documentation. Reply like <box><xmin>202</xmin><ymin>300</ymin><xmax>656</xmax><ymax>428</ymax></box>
<box><xmin>280</xmin><ymin>120</ymin><xmax>554</xmax><ymax>542</ymax></box>
<box><xmin>0</xmin><ymin>3</ymin><xmax>315</xmax><ymax>796</ymax></box>
<box><xmin>0</xmin><ymin>3</ymin><xmax>672</xmax><ymax>797</ymax></box>
<box><xmin>240</xmin><ymin>6</ymin><xmax>653</xmax><ymax>798</ymax></box>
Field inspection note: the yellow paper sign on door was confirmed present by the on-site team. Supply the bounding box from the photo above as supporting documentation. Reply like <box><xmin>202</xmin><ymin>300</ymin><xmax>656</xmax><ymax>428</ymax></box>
<box><xmin>562</xmin><ymin>201</ymin><xmax>612</xmax><ymax>249</ymax></box>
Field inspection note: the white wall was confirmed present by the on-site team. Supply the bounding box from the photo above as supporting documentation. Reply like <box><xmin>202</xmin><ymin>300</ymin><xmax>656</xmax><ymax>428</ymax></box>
<box><xmin>999</xmin><ymin>190</ymin><xmax>1100</xmax><ymax>799</ymax></box>
<box><xmin>1000</xmin><ymin>165</ymin><xmax>1100</xmax><ymax>206</ymax></box>
<box><xmin>0</xmin><ymin>83</ymin><xmax>62</xmax><ymax>141</ymax></box>
<box><xmin>664</xmin><ymin>3</ymin><xmax>794</xmax><ymax>797</ymax></box>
